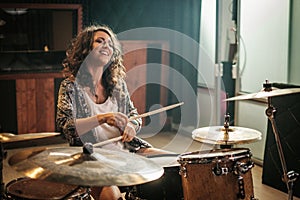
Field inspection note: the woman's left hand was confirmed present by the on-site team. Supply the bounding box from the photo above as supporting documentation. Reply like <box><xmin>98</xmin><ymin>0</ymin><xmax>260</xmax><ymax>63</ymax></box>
<box><xmin>121</xmin><ymin>123</ymin><xmax>137</xmax><ymax>142</ymax></box>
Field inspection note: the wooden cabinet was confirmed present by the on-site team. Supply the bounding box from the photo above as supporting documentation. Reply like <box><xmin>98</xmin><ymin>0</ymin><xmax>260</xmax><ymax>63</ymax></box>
<box><xmin>0</xmin><ymin>73</ymin><xmax>63</xmax><ymax>134</ymax></box>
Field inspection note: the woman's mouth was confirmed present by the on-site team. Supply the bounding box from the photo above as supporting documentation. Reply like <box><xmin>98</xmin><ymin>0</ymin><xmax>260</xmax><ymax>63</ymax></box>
<box><xmin>100</xmin><ymin>50</ymin><xmax>109</xmax><ymax>56</ymax></box>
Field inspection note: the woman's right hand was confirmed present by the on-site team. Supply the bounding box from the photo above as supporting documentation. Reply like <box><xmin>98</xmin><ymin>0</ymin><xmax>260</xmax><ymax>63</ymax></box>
<box><xmin>97</xmin><ymin>112</ymin><xmax>128</xmax><ymax>132</ymax></box>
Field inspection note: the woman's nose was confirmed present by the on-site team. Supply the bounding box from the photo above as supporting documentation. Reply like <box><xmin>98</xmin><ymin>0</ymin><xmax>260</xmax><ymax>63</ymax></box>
<box><xmin>102</xmin><ymin>41</ymin><xmax>109</xmax><ymax>47</ymax></box>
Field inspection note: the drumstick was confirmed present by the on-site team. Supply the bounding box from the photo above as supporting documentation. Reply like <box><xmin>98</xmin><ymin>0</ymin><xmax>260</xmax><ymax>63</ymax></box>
<box><xmin>93</xmin><ymin>136</ymin><xmax>123</xmax><ymax>147</ymax></box>
<box><xmin>129</xmin><ymin>102</ymin><xmax>184</xmax><ymax>121</ymax></box>
<box><xmin>93</xmin><ymin>102</ymin><xmax>184</xmax><ymax>147</ymax></box>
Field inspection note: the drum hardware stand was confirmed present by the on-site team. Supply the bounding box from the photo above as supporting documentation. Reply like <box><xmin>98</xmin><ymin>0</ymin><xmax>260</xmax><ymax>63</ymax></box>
<box><xmin>220</xmin><ymin>112</ymin><xmax>233</xmax><ymax>149</ymax></box>
<box><xmin>220</xmin><ymin>95</ymin><xmax>234</xmax><ymax>149</ymax></box>
<box><xmin>263</xmin><ymin>81</ymin><xmax>299</xmax><ymax>200</ymax></box>
<box><xmin>123</xmin><ymin>186</ymin><xmax>143</xmax><ymax>200</ymax></box>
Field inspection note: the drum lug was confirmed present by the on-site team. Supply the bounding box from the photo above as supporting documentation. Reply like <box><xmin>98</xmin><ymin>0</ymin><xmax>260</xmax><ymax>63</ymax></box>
<box><xmin>234</xmin><ymin>161</ymin><xmax>254</xmax><ymax>175</ymax></box>
<box><xmin>212</xmin><ymin>162</ymin><xmax>229</xmax><ymax>176</ymax></box>
<box><xmin>179</xmin><ymin>165</ymin><xmax>187</xmax><ymax>178</ymax></box>
<box><xmin>212</xmin><ymin>165</ymin><xmax>222</xmax><ymax>176</ymax></box>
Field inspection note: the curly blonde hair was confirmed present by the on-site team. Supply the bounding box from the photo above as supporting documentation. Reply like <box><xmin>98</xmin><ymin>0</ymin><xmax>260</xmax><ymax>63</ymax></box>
<box><xmin>62</xmin><ymin>24</ymin><xmax>126</xmax><ymax>97</ymax></box>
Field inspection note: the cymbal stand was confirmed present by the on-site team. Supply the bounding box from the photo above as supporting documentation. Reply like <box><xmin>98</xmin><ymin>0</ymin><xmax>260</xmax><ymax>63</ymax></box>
<box><xmin>221</xmin><ymin>94</ymin><xmax>231</xmax><ymax>148</ymax></box>
<box><xmin>220</xmin><ymin>112</ymin><xmax>232</xmax><ymax>149</ymax></box>
<box><xmin>264</xmin><ymin>82</ymin><xmax>299</xmax><ymax>200</ymax></box>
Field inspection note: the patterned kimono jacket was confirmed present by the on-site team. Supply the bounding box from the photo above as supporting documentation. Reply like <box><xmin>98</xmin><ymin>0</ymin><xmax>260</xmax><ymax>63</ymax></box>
<box><xmin>56</xmin><ymin>77</ymin><xmax>151</xmax><ymax>151</ymax></box>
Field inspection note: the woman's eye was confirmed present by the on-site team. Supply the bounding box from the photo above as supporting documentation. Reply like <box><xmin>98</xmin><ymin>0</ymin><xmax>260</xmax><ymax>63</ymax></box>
<box><xmin>94</xmin><ymin>38</ymin><xmax>114</xmax><ymax>49</ymax></box>
<box><xmin>96</xmin><ymin>39</ymin><xmax>104</xmax><ymax>43</ymax></box>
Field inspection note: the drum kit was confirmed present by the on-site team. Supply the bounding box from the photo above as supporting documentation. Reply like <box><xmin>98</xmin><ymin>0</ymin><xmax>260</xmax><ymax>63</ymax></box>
<box><xmin>0</xmin><ymin>82</ymin><xmax>299</xmax><ymax>200</ymax></box>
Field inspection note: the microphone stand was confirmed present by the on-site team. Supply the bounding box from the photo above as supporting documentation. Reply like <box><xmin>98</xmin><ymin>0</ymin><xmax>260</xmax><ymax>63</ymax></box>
<box><xmin>263</xmin><ymin>81</ymin><xmax>299</xmax><ymax>200</ymax></box>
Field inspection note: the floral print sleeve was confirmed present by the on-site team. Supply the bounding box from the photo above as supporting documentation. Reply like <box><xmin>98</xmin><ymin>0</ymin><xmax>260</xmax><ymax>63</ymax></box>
<box><xmin>56</xmin><ymin>79</ymin><xmax>79</xmax><ymax>144</ymax></box>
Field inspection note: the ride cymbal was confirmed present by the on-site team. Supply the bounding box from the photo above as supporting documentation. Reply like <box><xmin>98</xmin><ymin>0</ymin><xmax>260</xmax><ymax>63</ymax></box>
<box><xmin>225</xmin><ymin>88</ymin><xmax>300</xmax><ymax>101</ymax></box>
<box><xmin>192</xmin><ymin>126</ymin><xmax>262</xmax><ymax>145</ymax></box>
<box><xmin>8</xmin><ymin>146</ymin><xmax>164</xmax><ymax>187</ymax></box>
<box><xmin>0</xmin><ymin>132</ymin><xmax>60</xmax><ymax>143</ymax></box>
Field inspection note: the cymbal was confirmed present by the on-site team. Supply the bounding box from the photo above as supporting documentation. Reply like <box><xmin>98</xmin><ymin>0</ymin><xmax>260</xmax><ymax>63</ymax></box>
<box><xmin>8</xmin><ymin>147</ymin><xmax>164</xmax><ymax>187</ymax></box>
<box><xmin>0</xmin><ymin>132</ymin><xmax>60</xmax><ymax>143</ymax></box>
<box><xmin>192</xmin><ymin>126</ymin><xmax>262</xmax><ymax>145</ymax></box>
<box><xmin>225</xmin><ymin>88</ymin><xmax>300</xmax><ymax>101</ymax></box>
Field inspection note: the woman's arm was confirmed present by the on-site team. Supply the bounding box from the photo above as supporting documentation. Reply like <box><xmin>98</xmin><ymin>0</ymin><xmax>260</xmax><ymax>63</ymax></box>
<box><xmin>76</xmin><ymin>113</ymin><xmax>128</xmax><ymax>135</ymax></box>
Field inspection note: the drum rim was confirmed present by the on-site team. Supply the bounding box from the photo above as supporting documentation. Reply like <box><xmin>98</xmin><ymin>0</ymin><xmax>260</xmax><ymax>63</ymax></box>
<box><xmin>177</xmin><ymin>148</ymin><xmax>252</xmax><ymax>164</ymax></box>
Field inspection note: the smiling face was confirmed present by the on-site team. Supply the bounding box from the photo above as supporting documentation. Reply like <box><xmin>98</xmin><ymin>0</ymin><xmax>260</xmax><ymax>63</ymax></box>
<box><xmin>91</xmin><ymin>30</ymin><xmax>114</xmax><ymax>66</ymax></box>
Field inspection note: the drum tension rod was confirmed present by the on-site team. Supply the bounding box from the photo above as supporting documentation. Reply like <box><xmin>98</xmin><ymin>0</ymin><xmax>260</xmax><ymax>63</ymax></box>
<box><xmin>237</xmin><ymin>175</ymin><xmax>245</xmax><ymax>199</ymax></box>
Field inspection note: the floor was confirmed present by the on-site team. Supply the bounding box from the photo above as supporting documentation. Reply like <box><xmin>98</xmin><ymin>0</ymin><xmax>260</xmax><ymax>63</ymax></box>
<box><xmin>2</xmin><ymin>131</ymin><xmax>299</xmax><ymax>200</ymax></box>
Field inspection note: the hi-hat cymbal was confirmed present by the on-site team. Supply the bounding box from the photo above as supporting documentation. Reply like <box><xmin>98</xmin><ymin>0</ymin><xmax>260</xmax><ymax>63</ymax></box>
<box><xmin>192</xmin><ymin>126</ymin><xmax>262</xmax><ymax>145</ymax></box>
<box><xmin>0</xmin><ymin>132</ymin><xmax>60</xmax><ymax>143</ymax></box>
<box><xmin>225</xmin><ymin>88</ymin><xmax>300</xmax><ymax>101</ymax></box>
<box><xmin>8</xmin><ymin>146</ymin><xmax>164</xmax><ymax>187</ymax></box>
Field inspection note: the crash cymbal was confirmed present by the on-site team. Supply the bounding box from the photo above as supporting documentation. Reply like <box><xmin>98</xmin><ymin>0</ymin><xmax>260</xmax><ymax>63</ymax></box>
<box><xmin>0</xmin><ymin>132</ymin><xmax>60</xmax><ymax>143</ymax></box>
<box><xmin>225</xmin><ymin>88</ymin><xmax>300</xmax><ymax>101</ymax></box>
<box><xmin>8</xmin><ymin>146</ymin><xmax>164</xmax><ymax>187</ymax></box>
<box><xmin>192</xmin><ymin>126</ymin><xmax>262</xmax><ymax>145</ymax></box>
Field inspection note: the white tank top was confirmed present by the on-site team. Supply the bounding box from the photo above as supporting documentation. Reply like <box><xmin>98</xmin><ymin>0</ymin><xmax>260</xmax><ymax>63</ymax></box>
<box><xmin>84</xmin><ymin>92</ymin><xmax>127</xmax><ymax>152</ymax></box>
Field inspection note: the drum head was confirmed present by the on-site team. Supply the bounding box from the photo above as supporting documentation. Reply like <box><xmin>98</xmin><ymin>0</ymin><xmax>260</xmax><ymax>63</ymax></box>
<box><xmin>146</xmin><ymin>154</ymin><xmax>179</xmax><ymax>167</ymax></box>
<box><xmin>6</xmin><ymin>178</ymin><xmax>80</xmax><ymax>199</ymax></box>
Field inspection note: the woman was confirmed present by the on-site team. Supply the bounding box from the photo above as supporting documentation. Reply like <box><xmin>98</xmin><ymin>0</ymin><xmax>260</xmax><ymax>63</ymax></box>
<box><xmin>56</xmin><ymin>25</ymin><xmax>171</xmax><ymax>200</ymax></box>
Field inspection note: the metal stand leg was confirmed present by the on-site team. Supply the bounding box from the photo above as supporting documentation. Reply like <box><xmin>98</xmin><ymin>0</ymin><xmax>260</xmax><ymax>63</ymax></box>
<box><xmin>265</xmin><ymin>101</ymin><xmax>299</xmax><ymax>200</ymax></box>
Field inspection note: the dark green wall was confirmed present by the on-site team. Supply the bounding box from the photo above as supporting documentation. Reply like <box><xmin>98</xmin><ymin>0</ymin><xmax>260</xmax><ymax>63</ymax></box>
<box><xmin>88</xmin><ymin>0</ymin><xmax>200</xmax><ymax>39</ymax></box>
<box><xmin>87</xmin><ymin>0</ymin><xmax>201</xmax><ymax>126</ymax></box>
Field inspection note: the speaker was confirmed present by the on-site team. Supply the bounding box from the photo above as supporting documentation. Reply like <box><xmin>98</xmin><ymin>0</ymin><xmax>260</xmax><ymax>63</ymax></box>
<box><xmin>262</xmin><ymin>83</ymin><xmax>300</xmax><ymax>198</ymax></box>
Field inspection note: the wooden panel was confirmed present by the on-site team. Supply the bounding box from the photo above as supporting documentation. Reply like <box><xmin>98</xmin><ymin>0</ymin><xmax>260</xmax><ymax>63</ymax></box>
<box><xmin>26</xmin><ymin>79</ymin><xmax>37</xmax><ymax>133</ymax></box>
<box><xmin>36</xmin><ymin>78</ymin><xmax>55</xmax><ymax>132</ymax></box>
<box><xmin>16</xmin><ymin>79</ymin><xmax>37</xmax><ymax>134</ymax></box>
<box><xmin>16</xmin><ymin>79</ymin><xmax>28</xmax><ymax>134</ymax></box>
<box><xmin>122</xmin><ymin>42</ymin><xmax>147</xmax><ymax>115</ymax></box>
<box><xmin>160</xmin><ymin>47</ymin><xmax>170</xmax><ymax>106</ymax></box>
<box><xmin>10</xmin><ymin>73</ymin><xmax>63</xmax><ymax>134</ymax></box>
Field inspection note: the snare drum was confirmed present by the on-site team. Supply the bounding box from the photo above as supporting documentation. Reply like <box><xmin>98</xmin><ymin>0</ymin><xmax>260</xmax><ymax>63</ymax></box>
<box><xmin>125</xmin><ymin>154</ymin><xmax>183</xmax><ymax>200</ymax></box>
<box><xmin>5</xmin><ymin>178</ymin><xmax>91</xmax><ymax>200</ymax></box>
<box><xmin>178</xmin><ymin>148</ymin><xmax>255</xmax><ymax>200</ymax></box>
